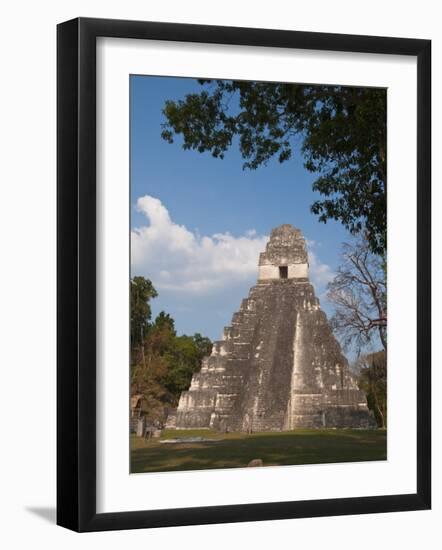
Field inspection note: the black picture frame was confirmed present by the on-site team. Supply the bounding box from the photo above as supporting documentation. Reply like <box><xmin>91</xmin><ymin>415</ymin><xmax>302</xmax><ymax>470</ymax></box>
<box><xmin>57</xmin><ymin>17</ymin><xmax>431</xmax><ymax>532</ymax></box>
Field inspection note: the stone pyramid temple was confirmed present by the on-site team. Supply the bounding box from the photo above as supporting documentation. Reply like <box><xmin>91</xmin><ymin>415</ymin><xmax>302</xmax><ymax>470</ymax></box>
<box><xmin>172</xmin><ymin>225</ymin><xmax>376</xmax><ymax>431</ymax></box>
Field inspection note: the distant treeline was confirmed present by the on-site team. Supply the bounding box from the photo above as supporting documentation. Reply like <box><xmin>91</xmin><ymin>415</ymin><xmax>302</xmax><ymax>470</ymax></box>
<box><xmin>130</xmin><ymin>276</ymin><xmax>212</xmax><ymax>423</ymax></box>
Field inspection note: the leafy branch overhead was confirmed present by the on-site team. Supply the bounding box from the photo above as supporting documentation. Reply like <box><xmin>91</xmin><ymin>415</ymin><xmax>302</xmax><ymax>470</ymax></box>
<box><xmin>161</xmin><ymin>80</ymin><xmax>386</xmax><ymax>255</ymax></box>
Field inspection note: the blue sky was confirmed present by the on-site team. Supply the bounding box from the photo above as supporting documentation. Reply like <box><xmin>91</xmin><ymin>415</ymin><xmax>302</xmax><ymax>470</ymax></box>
<box><xmin>130</xmin><ymin>75</ymin><xmax>350</xmax><ymax>342</ymax></box>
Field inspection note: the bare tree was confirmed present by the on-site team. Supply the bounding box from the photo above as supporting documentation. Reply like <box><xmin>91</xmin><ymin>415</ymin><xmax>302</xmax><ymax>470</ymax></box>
<box><xmin>327</xmin><ymin>237</ymin><xmax>386</xmax><ymax>353</ymax></box>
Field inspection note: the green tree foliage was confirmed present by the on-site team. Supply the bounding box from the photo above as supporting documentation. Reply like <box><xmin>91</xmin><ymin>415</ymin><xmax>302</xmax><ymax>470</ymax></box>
<box><xmin>130</xmin><ymin>277</ymin><xmax>212</xmax><ymax>423</ymax></box>
<box><xmin>192</xmin><ymin>332</ymin><xmax>213</xmax><ymax>361</ymax></box>
<box><xmin>164</xmin><ymin>336</ymin><xmax>202</xmax><ymax>396</ymax></box>
<box><xmin>148</xmin><ymin>311</ymin><xmax>176</xmax><ymax>356</ymax></box>
<box><xmin>130</xmin><ymin>276</ymin><xmax>158</xmax><ymax>353</ymax></box>
<box><xmin>153</xmin><ymin>311</ymin><xmax>175</xmax><ymax>332</ymax></box>
<box><xmin>354</xmin><ymin>351</ymin><xmax>387</xmax><ymax>428</ymax></box>
<box><xmin>161</xmin><ymin>81</ymin><xmax>386</xmax><ymax>255</ymax></box>
<box><xmin>131</xmin><ymin>354</ymin><xmax>170</xmax><ymax>423</ymax></box>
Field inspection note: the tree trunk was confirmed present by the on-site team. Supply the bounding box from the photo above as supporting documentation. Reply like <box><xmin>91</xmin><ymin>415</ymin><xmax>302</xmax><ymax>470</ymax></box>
<box><xmin>140</xmin><ymin>325</ymin><xmax>146</xmax><ymax>369</ymax></box>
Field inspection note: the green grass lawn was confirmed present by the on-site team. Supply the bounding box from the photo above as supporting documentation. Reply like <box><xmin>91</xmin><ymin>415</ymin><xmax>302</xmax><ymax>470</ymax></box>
<box><xmin>130</xmin><ymin>429</ymin><xmax>387</xmax><ymax>473</ymax></box>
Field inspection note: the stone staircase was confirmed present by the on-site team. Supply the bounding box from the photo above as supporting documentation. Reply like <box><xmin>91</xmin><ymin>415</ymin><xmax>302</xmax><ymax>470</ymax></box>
<box><xmin>174</xmin><ymin>225</ymin><xmax>376</xmax><ymax>431</ymax></box>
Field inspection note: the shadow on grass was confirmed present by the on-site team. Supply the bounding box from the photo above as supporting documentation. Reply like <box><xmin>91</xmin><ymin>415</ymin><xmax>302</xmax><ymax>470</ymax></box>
<box><xmin>131</xmin><ymin>430</ymin><xmax>387</xmax><ymax>473</ymax></box>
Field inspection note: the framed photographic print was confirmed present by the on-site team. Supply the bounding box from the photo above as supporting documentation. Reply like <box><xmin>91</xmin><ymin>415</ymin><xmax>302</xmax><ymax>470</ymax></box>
<box><xmin>57</xmin><ymin>17</ymin><xmax>431</xmax><ymax>532</ymax></box>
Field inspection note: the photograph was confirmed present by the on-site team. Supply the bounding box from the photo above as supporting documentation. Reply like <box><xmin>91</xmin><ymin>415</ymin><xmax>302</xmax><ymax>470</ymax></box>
<box><xmin>129</xmin><ymin>75</ymin><xmax>387</xmax><ymax>473</ymax></box>
<box><xmin>0</xmin><ymin>0</ymin><xmax>435</xmax><ymax>542</ymax></box>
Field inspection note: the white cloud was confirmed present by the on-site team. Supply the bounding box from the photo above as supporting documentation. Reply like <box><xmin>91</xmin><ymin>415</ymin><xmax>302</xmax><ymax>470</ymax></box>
<box><xmin>131</xmin><ymin>195</ymin><xmax>334</xmax><ymax>296</ymax></box>
<box><xmin>131</xmin><ymin>195</ymin><xmax>268</xmax><ymax>293</ymax></box>
<box><xmin>308</xmin><ymin>249</ymin><xmax>335</xmax><ymax>289</ymax></box>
